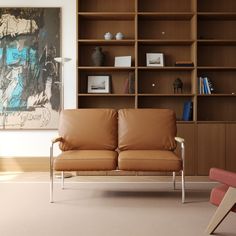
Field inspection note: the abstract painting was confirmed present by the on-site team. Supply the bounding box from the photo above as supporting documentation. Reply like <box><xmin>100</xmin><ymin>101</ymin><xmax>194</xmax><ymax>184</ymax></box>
<box><xmin>0</xmin><ymin>8</ymin><xmax>61</xmax><ymax>129</ymax></box>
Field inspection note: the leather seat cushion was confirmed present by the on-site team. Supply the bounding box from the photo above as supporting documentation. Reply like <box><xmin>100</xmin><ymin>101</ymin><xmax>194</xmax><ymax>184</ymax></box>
<box><xmin>118</xmin><ymin>109</ymin><xmax>177</xmax><ymax>151</ymax></box>
<box><xmin>210</xmin><ymin>184</ymin><xmax>236</xmax><ymax>212</ymax></box>
<box><xmin>58</xmin><ymin>109</ymin><xmax>118</xmax><ymax>151</ymax></box>
<box><xmin>54</xmin><ymin>150</ymin><xmax>118</xmax><ymax>171</ymax></box>
<box><xmin>118</xmin><ymin>150</ymin><xmax>182</xmax><ymax>171</ymax></box>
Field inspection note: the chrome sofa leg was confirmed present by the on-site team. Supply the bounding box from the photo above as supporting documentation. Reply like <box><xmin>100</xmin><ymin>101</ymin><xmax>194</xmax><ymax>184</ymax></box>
<box><xmin>173</xmin><ymin>172</ymin><xmax>176</xmax><ymax>190</ymax></box>
<box><xmin>181</xmin><ymin>170</ymin><xmax>185</xmax><ymax>203</ymax></box>
<box><xmin>61</xmin><ymin>171</ymin><xmax>64</xmax><ymax>189</ymax></box>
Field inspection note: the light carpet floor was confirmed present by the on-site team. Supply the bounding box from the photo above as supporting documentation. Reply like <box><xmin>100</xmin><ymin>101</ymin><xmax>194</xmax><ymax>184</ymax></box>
<box><xmin>0</xmin><ymin>175</ymin><xmax>235</xmax><ymax>236</ymax></box>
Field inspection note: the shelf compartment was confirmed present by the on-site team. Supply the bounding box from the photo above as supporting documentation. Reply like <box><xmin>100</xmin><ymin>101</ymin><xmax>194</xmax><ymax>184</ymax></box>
<box><xmin>79</xmin><ymin>45</ymin><xmax>135</xmax><ymax>67</ymax></box>
<box><xmin>197</xmin><ymin>97</ymin><xmax>236</xmax><ymax>121</ymax></box>
<box><xmin>198</xmin><ymin>0</ymin><xmax>236</xmax><ymax>12</ymax></box>
<box><xmin>78</xmin><ymin>39</ymin><xmax>135</xmax><ymax>46</ymax></box>
<box><xmin>78</xmin><ymin>96</ymin><xmax>135</xmax><ymax>109</ymax></box>
<box><xmin>138</xmin><ymin>19</ymin><xmax>192</xmax><ymax>40</ymax></box>
<box><xmin>78</xmin><ymin>70</ymin><xmax>136</xmax><ymax>94</ymax></box>
<box><xmin>78</xmin><ymin>17</ymin><xmax>135</xmax><ymax>39</ymax></box>
<box><xmin>138</xmin><ymin>0</ymin><xmax>194</xmax><ymax>13</ymax></box>
<box><xmin>198</xmin><ymin>45</ymin><xmax>236</xmax><ymax>67</ymax></box>
<box><xmin>78</xmin><ymin>0</ymin><xmax>135</xmax><ymax>12</ymax></box>
<box><xmin>138</xmin><ymin>96</ymin><xmax>194</xmax><ymax>121</ymax></box>
<box><xmin>197</xmin><ymin>70</ymin><xmax>236</xmax><ymax>94</ymax></box>
<box><xmin>138</xmin><ymin>70</ymin><xmax>193</xmax><ymax>94</ymax></box>
<box><xmin>198</xmin><ymin>20</ymin><xmax>236</xmax><ymax>40</ymax></box>
<box><xmin>138</xmin><ymin>45</ymin><xmax>194</xmax><ymax>67</ymax></box>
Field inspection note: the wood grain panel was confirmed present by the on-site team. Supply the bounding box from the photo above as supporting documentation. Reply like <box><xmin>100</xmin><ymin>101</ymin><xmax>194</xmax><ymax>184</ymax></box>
<box><xmin>0</xmin><ymin>158</ymin><xmax>49</xmax><ymax>172</ymax></box>
<box><xmin>176</xmin><ymin>124</ymin><xmax>195</xmax><ymax>175</ymax></box>
<box><xmin>197</xmin><ymin>124</ymin><xmax>226</xmax><ymax>175</ymax></box>
<box><xmin>226</xmin><ymin>124</ymin><xmax>236</xmax><ymax>171</ymax></box>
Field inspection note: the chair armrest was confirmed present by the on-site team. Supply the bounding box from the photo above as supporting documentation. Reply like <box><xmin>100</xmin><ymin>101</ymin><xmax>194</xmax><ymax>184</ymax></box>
<box><xmin>210</xmin><ymin>168</ymin><xmax>236</xmax><ymax>188</ymax></box>
<box><xmin>52</xmin><ymin>136</ymin><xmax>63</xmax><ymax>144</ymax></box>
<box><xmin>175</xmin><ymin>137</ymin><xmax>185</xmax><ymax>144</ymax></box>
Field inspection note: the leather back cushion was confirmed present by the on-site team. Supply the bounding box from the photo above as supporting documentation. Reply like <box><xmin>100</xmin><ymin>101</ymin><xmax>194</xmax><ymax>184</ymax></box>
<box><xmin>58</xmin><ymin>109</ymin><xmax>118</xmax><ymax>151</ymax></box>
<box><xmin>118</xmin><ymin>109</ymin><xmax>177</xmax><ymax>151</ymax></box>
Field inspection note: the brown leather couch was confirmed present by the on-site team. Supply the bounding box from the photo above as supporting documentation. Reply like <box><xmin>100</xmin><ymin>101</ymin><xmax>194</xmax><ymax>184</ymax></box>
<box><xmin>50</xmin><ymin>109</ymin><xmax>185</xmax><ymax>203</ymax></box>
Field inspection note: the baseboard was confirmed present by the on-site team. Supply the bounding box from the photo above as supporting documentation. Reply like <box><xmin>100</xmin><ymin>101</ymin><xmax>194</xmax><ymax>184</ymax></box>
<box><xmin>0</xmin><ymin>157</ymin><xmax>49</xmax><ymax>172</ymax></box>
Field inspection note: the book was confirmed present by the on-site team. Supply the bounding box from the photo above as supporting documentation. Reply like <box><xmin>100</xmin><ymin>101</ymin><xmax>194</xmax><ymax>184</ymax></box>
<box><xmin>175</xmin><ymin>61</ymin><xmax>194</xmax><ymax>67</ymax></box>
<box><xmin>128</xmin><ymin>72</ymin><xmax>135</xmax><ymax>94</ymax></box>
<box><xmin>182</xmin><ymin>101</ymin><xmax>193</xmax><ymax>121</ymax></box>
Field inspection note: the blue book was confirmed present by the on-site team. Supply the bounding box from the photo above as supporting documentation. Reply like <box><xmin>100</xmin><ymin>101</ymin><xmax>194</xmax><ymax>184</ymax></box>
<box><xmin>182</xmin><ymin>101</ymin><xmax>193</xmax><ymax>121</ymax></box>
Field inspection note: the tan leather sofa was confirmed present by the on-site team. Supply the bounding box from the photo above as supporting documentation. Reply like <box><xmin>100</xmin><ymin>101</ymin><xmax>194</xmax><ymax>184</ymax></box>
<box><xmin>50</xmin><ymin>109</ymin><xmax>185</xmax><ymax>203</ymax></box>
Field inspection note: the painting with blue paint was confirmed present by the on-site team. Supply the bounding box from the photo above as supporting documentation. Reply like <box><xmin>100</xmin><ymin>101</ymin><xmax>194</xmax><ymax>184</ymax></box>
<box><xmin>0</xmin><ymin>8</ymin><xmax>61</xmax><ymax>129</ymax></box>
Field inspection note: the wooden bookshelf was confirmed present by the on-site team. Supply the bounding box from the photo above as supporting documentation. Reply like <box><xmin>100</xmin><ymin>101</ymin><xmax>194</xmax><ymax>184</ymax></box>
<box><xmin>77</xmin><ymin>0</ymin><xmax>236</xmax><ymax>174</ymax></box>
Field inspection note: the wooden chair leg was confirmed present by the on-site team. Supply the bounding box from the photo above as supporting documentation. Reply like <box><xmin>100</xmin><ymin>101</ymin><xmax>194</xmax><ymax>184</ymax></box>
<box><xmin>206</xmin><ymin>187</ymin><xmax>236</xmax><ymax>235</ymax></box>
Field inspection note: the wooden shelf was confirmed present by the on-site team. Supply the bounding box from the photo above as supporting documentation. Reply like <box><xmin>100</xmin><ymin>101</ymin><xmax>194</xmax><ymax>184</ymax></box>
<box><xmin>198</xmin><ymin>94</ymin><xmax>236</xmax><ymax>97</ymax></box>
<box><xmin>138</xmin><ymin>12</ymin><xmax>194</xmax><ymax>20</ymax></box>
<box><xmin>78</xmin><ymin>39</ymin><xmax>135</xmax><ymax>45</ymax></box>
<box><xmin>197</xmin><ymin>67</ymin><xmax>236</xmax><ymax>70</ymax></box>
<box><xmin>198</xmin><ymin>40</ymin><xmax>236</xmax><ymax>45</ymax></box>
<box><xmin>78</xmin><ymin>66</ymin><xmax>136</xmax><ymax>71</ymax></box>
<box><xmin>138</xmin><ymin>94</ymin><xmax>194</xmax><ymax>97</ymax></box>
<box><xmin>78</xmin><ymin>12</ymin><xmax>135</xmax><ymax>20</ymax></box>
<box><xmin>198</xmin><ymin>12</ymin><xmax>236</xmax><ymax>20</ymax></box>
<box><xmin>78</xmin><ymin>94</ymin><xmax>135</xmax><ymax>97</ymax></box>
<box><xmin>138</xmin><ymin>40</ymin><xmax>195</xmax><ymax>45</ymax></box>
<box><xmin>138</xmin><ymin>66</ymin><xmax>195</xmax><ymax>71</ymax></box>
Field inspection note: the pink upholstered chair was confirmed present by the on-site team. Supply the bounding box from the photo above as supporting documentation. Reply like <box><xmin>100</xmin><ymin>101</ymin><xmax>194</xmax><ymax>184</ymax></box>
<box><xmin>206</xmin><ymin>168</ymin><xmax>236</xmax><ymax>234</ymax></box>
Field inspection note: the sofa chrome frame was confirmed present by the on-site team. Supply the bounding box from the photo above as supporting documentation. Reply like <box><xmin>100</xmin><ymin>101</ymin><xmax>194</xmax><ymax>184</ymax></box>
<box><xmin>50</xmin><ymin>136</ymin><xmax>185</xmax><ymax>203</ymax></box>
<box><xmin>175</xmin><ymin>137</ymin><xmax>185</xmax><ymax>203</ymax></box>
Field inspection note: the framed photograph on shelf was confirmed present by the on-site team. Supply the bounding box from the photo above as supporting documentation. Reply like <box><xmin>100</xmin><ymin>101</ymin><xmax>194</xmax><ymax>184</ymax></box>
<box><xmin>87</xmin><ymin>75</ymin><xmax>111</xmax><ymax>93</ymax></box>
<box><xmin>146</xmin><ymin>53</ymin><xmax>164</xmax><ymax>67</ymax></box>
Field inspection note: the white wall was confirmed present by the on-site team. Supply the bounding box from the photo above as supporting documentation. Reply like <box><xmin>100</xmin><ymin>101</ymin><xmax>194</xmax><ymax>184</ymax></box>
<box><xmin>0</xmin><ymin>0</ymin><xmax>77</xmax><ymax>157</ymax></box>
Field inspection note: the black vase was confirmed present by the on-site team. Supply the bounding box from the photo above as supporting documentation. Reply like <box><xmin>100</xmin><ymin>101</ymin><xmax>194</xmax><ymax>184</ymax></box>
<box><xmin>91</xmin><ymin>47</ymin><xmax>105</xmax><ymax>66</ymax></box>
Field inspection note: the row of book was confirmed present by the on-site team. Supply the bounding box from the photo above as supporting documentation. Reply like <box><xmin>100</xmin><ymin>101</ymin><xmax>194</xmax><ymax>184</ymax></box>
<box><xmin>199</xmin><ymin>77</ymin><xmax>214</xmax><ymax>94</ymax></box>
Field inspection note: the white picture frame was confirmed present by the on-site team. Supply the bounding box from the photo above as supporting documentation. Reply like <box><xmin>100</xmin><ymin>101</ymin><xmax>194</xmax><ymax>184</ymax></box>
<box><xmin>87</xmin><ymin>75</ymin><xmax>111</xmax><ymax>93</ymax></box>
<box><xmin>114</xmin><ymin>56</ymin><xmax>131</xmax><ymax>67</ymax></box>
<box><xmin>146</xmin><ymin>53</ymin><xmax>164</xmax><ymax>67</ymax></box>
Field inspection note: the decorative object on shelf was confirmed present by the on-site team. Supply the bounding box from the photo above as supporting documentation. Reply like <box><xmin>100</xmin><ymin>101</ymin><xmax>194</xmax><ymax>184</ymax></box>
<box><xmin>91</xmin><ymin>47</ymin><xmax>105</xmax><ymax>66</ymax></box>
<box><xmin>182</xmin><ymin>101</ymin><xmax>193</xmax><ymax>121</ymax></box>
<box><xmin>173</xmin><ymin>78</ymin><xmax>183</xmax><ymax>93</ymax></box>
<box><xmin>128</xmin><ymin>72</ymin><xmax>135</xmax><ymax>94</ymax></box>
<box><xmin>114</xmin><ymin>56</ymin><xmax>131</xmax><ymax>67</ymax></box>
<box><xmin>123</xmin><ymin>72</ymin><xmax>135</xmax><ymax>94</ymax></box>
<box><xmin>175</xmin><ymin>61</ymin><xmax>194</xmax><ymax>67</ymax></box>
<box><xmin>146</xmin><ymin>53</ymin><xmax>164</xmax><ymax>67</ymax></box>
<box><xmin>104</xmin><ymin>32</ymin><xmax>113</xmax><ymax>40</ymax></box>
<box><xmin>87</xmin><ymin>75</ymin><xmax>111</xmax><ymax>93</ymax></box>
<box><xmin>0</xmin><ymin>7</ymin><xmax>61</xmax><ymax>130</ymax></box>
<box><xmin>54</xmin><ymin>57</ymin><xmax>72</xmax><ymax>110</ymax></box>
<box><xmin>115</xmin><ymin>32</ymin><xmax>124</xmax><ymax>40</ymax></box>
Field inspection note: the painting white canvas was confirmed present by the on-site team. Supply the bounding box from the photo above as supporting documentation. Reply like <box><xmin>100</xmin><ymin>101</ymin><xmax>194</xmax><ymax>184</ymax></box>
<box><xmin>114</xmin><ymin>56</ymin><xmax>131</xmax><ymax>67</ymax></box>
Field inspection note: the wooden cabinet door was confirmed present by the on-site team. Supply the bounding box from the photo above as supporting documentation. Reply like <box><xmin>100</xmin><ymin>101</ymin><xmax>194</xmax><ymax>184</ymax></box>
<box><xmin>176</xmin><ymin>124</ymin><xmax>195</xmax><ymax>175</ymax></box>
<box><xmin>226</xmin><ymin>124</ymin><xmax>236</xmax><ymax>172</ymax></box>
<box><xmin>197</xmin><ymin>124</ymin><xmax>226</xmax><ymax>175</ymax></box>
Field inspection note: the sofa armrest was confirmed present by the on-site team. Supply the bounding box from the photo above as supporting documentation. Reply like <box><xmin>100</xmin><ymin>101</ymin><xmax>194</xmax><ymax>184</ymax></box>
<box><xmin>175</xmin><ymin>137</ymin><xmax>185</xmax><ymax>170</ymax></box>
<box><xmin>52</xmin><ymin>136</ymin><xmax>63</xmax><ymax>144</ymax></box>
<box><xmin>210</xmin><ymin>168</ymin><xmax>236</xmax><ymax>188</ymax></box>
<box><xmin>175</xmin><ymin>137</ymin><xmax>185</xmax><ymax>144</ymax></box>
